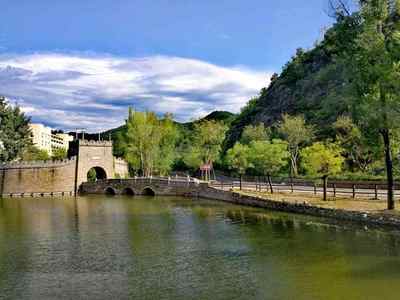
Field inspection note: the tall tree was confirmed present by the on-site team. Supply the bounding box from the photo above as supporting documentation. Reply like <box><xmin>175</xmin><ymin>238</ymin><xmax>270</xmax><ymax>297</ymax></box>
<box><xmin>249</xmin><ymin>140</ymin><xmax>289</xmax><ymax>193</ymax></box>
<box><xmin>249</xmin><ymin>140</ymin><xmax>289</xmax><ymax>176</ymax></box>
<box><xmin>240</xmin><ymin>123</ymin><xmax>271</xmax><ymax>145</ymax></box>
<box><xmin>334</xmin><ymin>115</ymin><xmax>374</xmax><ymax>171</ymax></box>
<box><xmin>225</xmin><ymin>143</ymin><xmax>252</xmax><ymax>189</ymax></box>
<box><xmin>0</xmin><ymin>96</ymin><xmax>32</xmax><ymax>162</ymax></box>
<box><xmin>183</xmin><ymin>120</ymin><xmax>228</xmax><ymax>171</ymax></box>
<box><xmin>278</xmin><ymin>114</ymin><xmax>314</xmax><ymax>177</ymax></box>
<box><xmin>301</xmin><ymin>142</ymin><xmax>344</xmax><ymax>178</ymax></box>
<box><xmin>339</xmin><ymin>0</ymin><xmax>400</xmax><ymax>209</ymax></box>
<box><xmin>122</xmin><ymin>108</ymin><xmax>178</xmax><ymax>176</ymax></box>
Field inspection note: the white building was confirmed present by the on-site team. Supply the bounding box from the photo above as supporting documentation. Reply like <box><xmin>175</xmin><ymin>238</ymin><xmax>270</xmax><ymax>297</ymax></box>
<box><xmin>29</xmin><ymin>123</ymin><xmax>73</xmax><ymax>155</ymax></box>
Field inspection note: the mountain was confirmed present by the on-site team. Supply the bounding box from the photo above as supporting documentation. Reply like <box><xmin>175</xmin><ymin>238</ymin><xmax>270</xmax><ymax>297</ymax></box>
<box><xmin>224</xmin><ymin>16</ymin><xmax>358</xmax><ymax>149</ymax></box>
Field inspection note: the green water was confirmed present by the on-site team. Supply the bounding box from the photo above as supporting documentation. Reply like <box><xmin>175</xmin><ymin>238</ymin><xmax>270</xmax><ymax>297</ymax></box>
<box><xmin>0</xmin><ymin>196</ymin><xmax>400</xmax><ymax>300</ymax></box>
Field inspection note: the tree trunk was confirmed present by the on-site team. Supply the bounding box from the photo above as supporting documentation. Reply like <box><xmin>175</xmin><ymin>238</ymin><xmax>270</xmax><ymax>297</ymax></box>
<box><xmin>381</xmin><ymin>128</ymin><xmax>395</xmax><ymax>210</ymax></box>
<box><xmin>290</xmin><ymin>148</ymin><xmax>299</xmax><ymax>177</ymax></box>
<box><xmin>323</xmin><ymin>175</ymin><xmax>328</xmax><ymax>201</ymax></box>
<box><xmin>267</xmin><ymin>173</ymin><xmax>273</xmax><ymax>194</ymax></box>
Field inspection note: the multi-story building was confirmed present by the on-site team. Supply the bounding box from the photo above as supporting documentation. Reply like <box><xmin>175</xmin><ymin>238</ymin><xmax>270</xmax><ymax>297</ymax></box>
<box><xmin>29</xmin><ymin>123</ymin><xmax>73</xmax><ymax>156</ymax></box>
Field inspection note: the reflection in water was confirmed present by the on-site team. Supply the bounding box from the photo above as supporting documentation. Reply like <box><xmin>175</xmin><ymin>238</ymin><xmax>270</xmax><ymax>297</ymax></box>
<box><xmin>0</xmin><ymin>196</ymin><xmax>400</xmax><ymax>299</ymax></box>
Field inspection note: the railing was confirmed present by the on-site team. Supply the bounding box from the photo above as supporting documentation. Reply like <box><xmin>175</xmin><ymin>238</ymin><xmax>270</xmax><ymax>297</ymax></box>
<box><xmin>96</xmin><ymin>175</ymin><xmax>202</xmax><ymax>185</ymax></box>
<box><xmin>209</xmin><ymin>176</ymin><xmax>400</xmax><ymax>200</ymax></box>
<box><xmin>2</xmin><ymin>191</ymin><xmax>74</xmax><ymax>198</ymax></box>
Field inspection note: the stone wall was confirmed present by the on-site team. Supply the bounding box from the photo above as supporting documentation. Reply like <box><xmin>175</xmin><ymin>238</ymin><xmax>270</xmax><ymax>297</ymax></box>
<box><xmin>0</xmin><ymin>158</ymin><xmax>76</xmax><ymax>196</ymax></box>
<box><xmin>0</xmin><ymin>140</ymin><xmax>129</xmax><ymax>197</ymax></box>
<box><xmin>197</xmin><ymin>187</ymin><xmax>400</xmax><ymax>228</ymax></box>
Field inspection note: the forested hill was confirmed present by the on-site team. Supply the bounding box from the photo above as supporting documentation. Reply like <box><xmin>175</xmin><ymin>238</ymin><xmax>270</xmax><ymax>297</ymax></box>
<box><xmin>224</xmin><ymin>16</ymin><xmax>358</xmax><ymax>149</ymax></box>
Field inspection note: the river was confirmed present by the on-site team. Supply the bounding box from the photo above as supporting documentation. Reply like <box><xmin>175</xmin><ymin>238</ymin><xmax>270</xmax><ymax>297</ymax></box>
<box><xmin>0</xmin><ymin>195</ymin><xmax>399</xmax><ymax>299</ymax></box>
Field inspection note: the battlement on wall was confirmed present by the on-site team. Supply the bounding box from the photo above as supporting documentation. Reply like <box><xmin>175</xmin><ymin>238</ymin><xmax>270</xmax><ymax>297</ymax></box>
<box><xmin>0</xmin><ymin>157</ymin><xmax>77</xmax><ymax>170</ymax></box>
<box><xmin>78</xmin><ymin>140</ymin><xmax>112</xmax><ymax>147</ymax></box>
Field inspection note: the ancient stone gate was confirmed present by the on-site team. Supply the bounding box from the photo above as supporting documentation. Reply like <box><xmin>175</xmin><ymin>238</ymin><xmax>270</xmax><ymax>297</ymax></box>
<box><xmin>0</xmin><ymin>140</ymin><xmax>128</xmax><ymax>197</ymax></box>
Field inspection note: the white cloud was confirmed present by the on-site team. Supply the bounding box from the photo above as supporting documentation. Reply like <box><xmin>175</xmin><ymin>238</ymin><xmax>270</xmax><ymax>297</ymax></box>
<box><xmin>0</xmin><ymin>53</ymin><xmax>271</xmax><ymax>132</ymax></box>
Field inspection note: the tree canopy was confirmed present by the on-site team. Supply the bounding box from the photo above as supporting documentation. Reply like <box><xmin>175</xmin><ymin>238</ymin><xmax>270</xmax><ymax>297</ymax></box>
<box><xmin>0</xmin><ymin>96</ymin><xmax>32</xmax><ymax>162</ymax></box>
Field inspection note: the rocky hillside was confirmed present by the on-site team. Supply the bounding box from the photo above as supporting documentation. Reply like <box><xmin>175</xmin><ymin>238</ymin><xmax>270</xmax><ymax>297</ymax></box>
<box><xmin>225</xmin><ymin>16</ymin><xmax>359</xmax><ymax>149</ymax></box>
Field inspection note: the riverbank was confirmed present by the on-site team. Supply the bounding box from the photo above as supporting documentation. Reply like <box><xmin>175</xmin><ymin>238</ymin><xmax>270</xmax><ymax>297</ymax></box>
<box><xmin>200</xmin><ymin>187</ymin><xmax>400</xmax><ymax>228</ymax></box>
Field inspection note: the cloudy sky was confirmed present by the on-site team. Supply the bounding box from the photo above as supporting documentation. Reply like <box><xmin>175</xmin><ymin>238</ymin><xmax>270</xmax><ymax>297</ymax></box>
<box><xmin>1</xmin><ymin>0</ymin><xmax>334</xmax><ymax>132</ymax></box>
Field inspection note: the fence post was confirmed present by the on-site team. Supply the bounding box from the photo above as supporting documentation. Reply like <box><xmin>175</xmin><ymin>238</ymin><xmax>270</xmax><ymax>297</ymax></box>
<box><xmin>352</xmin><ymin>184</ymin><xmax>356</xmax><ymax>198</ymax></box>
<box><xmin>374</xmin><ymin>184</ymin><xmax>378</xmax><ymax>200</ymax></box>
<box><xmin>323</xmin><ymin>175</ymin><xmax>328</xmax><ymax>201</ymax></box>
<box><xmin>314</xmin><ymin>183</ymin><xmax>317</xmax><ymax>195</ymax></box>
<box><xmin>240</xmin><ymin>174</ymin><xmax>242</xmax><ymax>191</ymax></box>
<box><xmin>290</xmin><ymin>183</ymin><xmax>294</xmax><ymax>193</ymax></box>
<box><xmin>333</xmin><ymin>183</ymin><xmax>336</xmax><ymax>198</ymax></box>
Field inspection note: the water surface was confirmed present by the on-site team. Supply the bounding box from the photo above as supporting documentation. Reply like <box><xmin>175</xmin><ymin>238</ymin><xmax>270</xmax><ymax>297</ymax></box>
<box><xmin>0</xmin><ymin>195</ymin><xmax>400</xmax><ymax>299</ymax></box>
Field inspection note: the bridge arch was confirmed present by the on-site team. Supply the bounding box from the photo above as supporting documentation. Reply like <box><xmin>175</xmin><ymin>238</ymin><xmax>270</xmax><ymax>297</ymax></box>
<box><xmin>87</xmin><ymin>166</ymin><xmax>107</xmax><ymax>182</ymax></box>
<box><xmin>105</xmin><ymin>187</ymin><xmax>117</xmax><ymax>196</ymax></box>
<box><xmin>142</xmin><ymin>187</ymin><xmax>156</xmax><ymax>196</ymax></box>
<box><xmin>121</xmin><ymin>187</ymin><xmax>135</xmax><ymax>196</ymax></box>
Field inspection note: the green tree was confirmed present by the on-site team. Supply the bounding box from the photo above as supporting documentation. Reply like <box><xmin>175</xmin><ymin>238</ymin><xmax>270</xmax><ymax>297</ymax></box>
<box><xmin>249</xmin><ymin>140</ymin><xmax>289</xmax><ymax>175</ymax></box>
<box><xmin>240</xmin><ymin>123</ymin><xmax>271</xmax><ymax>145</ymax></box>
<box><xmin>155</xmin><ymin>113</ymin><xmax>179</xmax><ymax>175</ymax></box>
<box><xmin>278</xmin><ymin>114</ymin><xmax>314</xmax><ymax>177</ymax></box>
<box><xmin>183</xmin><ymin>120</ymin><xmax>228</xmax><ymax>170</ymax></box>
<box><xmin>301</xmin><ymin>142</ymin><xmax>344</xmax><ymax>177</ymax></box>
<box><xmin>21</xmin><ymin>146</ymin><xmax>50</xmax><ymax>161</ymax></box>
<box><xmin>0</xmin><ymin>96</ymin><xmax>32</xmax><ymax>161</ymax></box>
<box><xmin>334</xmin><ymin>115</ymin><xmax>374</xmax><ymax>172</ymax></box>
<box><xmin>339</xmin><ymin>0</ymin><xmax>400</xmax><ymax>209</ymax></box>
<box><xmin>122</xmin><ymin>108</ymin><xmax>178</xmax><ymax>177</ymax></box>
<box><xmin>249</xmin><ymin>140</ymin><xmax>289</xmax><ymax>193</ymax></box>
<box><xmin>225</xmin><ymin>143</ymin><xmax>252</xmax><ymax>189</ymax></box>
<box><xmin>52</xmin><ymin>148</ymin><xmax>68</xmax><ymax>160</ymax></box>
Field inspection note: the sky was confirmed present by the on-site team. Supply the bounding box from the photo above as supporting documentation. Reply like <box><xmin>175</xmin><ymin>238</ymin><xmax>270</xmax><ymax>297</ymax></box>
<box><xmin>0</xmin><ymin>0</ymin><xmax>335</xmax><ymax>132</ymax></box>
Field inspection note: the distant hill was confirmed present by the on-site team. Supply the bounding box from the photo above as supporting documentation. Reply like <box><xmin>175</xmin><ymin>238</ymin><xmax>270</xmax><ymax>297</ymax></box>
<box><xmin>72</xmin><ymin>110</ymin><xmax>237</xmax><ymax>156</ymax></box>
<box><xmin>180</xmin><ymin>111</ymin><xmax>236</xmax><ymax>130</ymax></box>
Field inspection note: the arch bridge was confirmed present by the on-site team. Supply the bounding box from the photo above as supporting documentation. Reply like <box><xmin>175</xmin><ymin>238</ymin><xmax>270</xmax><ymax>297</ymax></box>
<box><xmin>80</xmin><ymin>177</ymin><xmax>206</xmax><ymax>197</ymax></box>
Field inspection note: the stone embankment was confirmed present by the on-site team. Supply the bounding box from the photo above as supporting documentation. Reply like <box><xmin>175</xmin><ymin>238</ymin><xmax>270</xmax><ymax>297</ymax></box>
<box><xmin>198</xmin><ymin>186</ymin><xmax>400</xmax><ymax>228</ymax></box>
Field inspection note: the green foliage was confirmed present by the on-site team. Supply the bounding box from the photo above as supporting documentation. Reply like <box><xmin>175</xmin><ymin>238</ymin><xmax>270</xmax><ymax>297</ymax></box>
<box><xmin>21</xmin><ymin>146</ymin><xmax>50</xmax><ymax>161</ymax></box>
<box><xmin>333</xmin><ymin>115</ymin><xmax>375</xmax><ymax>171</ymax></box>
<box><xmin>248</xmin><ymin>139</ymin><xmax>289</xmax><ymax>176</ymax></box>
<box><xmin>240</xmin><ymin>123</ymin><xmax>270</xmax><ymax>145</ymax></box>
<box><xmin>52</xmin><ymin>148</ymin><xmax>67</xmax><ymax>160</ymax></box>
<box><xmin>87</xmin><ymin>168</ymin><xmax>97</xmax><ymax>182</ymax></box>
<box><xmin>225</xmin><ymin>143</ymin><xmax>252</xmax><ymax>175</ymax></box>
<box><xmin>121</xmin><ymin>108</ymin><xmax>179</xmax><ymax>176</ymax></box>
<box><xmin>301</xmin><ymin>142</ymin><xmax>344</xmax><ymax>177</ymax></box>
<box><xmin>0</xmin><ymin>96</ymin><xmax>32</xmax><ymax>161</ymax></box>
<box><xmin>225</xmin><ymin>13</ymin><xmax>363</xmax><ymax>150</ymax></box>
<box><xmin>183</xmin><ymin>120</ymin><xmax>228</xmax><ymax>170</ymax></box>
<box><xmin>278</xmin><ymin>114</ymin><xmax>314</xmax><ymax>176</ymax></box>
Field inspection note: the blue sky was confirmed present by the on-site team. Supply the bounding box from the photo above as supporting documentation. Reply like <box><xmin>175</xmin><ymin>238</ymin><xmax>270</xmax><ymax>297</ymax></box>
<box><xmin>0</xmin><ymin>0</ymin><xmax>335</xmax><ymax>131</ymax></box>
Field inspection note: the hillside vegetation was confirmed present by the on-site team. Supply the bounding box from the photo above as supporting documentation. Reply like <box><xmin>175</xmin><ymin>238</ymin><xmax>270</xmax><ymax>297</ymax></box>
<box><xmin>225</xmin><ymin>16</ymin><xmax>359</xmax><ymax>148</ymax></box>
